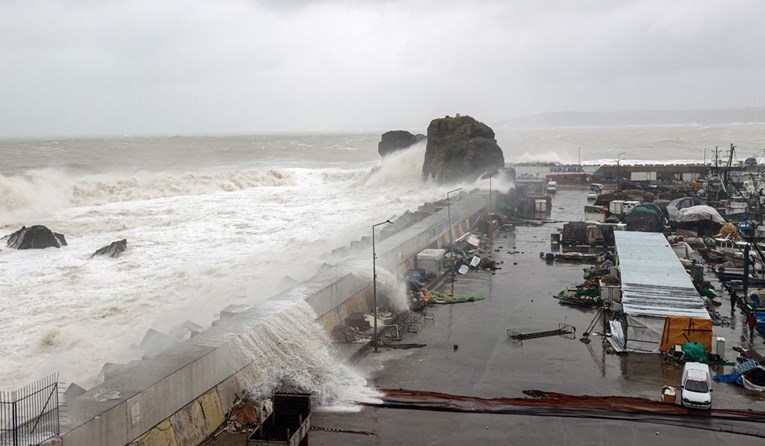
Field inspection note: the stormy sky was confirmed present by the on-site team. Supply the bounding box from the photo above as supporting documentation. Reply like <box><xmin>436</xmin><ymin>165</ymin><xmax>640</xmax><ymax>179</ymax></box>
<box><xmin>1</xmin><ymin>0</ymin><xmax>764</xmax><ymax>137</ymax></box>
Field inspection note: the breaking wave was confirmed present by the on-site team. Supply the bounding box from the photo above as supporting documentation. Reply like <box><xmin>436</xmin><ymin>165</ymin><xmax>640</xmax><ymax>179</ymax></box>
<box><xmin>0</xmin><ymin>168</ymin><xmax>301</xmax><ymax>220</ymax></box>
<box><xmin>234</xmin><ymin>300</ymin><xmax>381</xmax><ymax>412</ymax></box>
<box><xmin>69</xmin><ymin>169</ymin><xmax>298</xmax><ymax>206</ymax></box>
<box><xmin>360</xmin><ymin>142</ymin><xmax>427</xmax><ymax>187</ymax></box>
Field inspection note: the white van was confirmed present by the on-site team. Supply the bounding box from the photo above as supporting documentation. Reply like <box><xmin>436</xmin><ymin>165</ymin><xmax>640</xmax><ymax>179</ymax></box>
<box><xmin>546</xmin><ymin>181</ymin><xmax>558</xmax><ymax>194</ymax></box>
<box><xmin>680</xmin><ymin>362</ymin><xmax>712</xmax><ymax>409</ymax></box>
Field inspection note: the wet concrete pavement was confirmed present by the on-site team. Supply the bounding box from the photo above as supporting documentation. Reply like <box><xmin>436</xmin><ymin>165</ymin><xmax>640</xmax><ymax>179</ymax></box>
<box><xmin>311</xmin><ymin>187</ymin><xmax>765</xmax><ymax>445</ymax></box>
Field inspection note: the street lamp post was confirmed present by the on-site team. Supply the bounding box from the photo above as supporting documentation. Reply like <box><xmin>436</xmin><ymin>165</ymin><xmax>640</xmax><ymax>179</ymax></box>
<box><xmin>487</xmin><ymin>171</ymin><xmax>498</xmax><ymax>215</ymax></box>
<box><xmin>617</xmin><ymin>152</ymin><xmax>626</xmax><ymax>180</ymax></box>
<box><xmin>446</xmin><ymin>188</ymin><xmax>462</xmax><ymax>297</ymax></box>
<box><xmin>372</xmin><ymin>219</ymin><xmax>392</xmax><ymax>352</ymax></box>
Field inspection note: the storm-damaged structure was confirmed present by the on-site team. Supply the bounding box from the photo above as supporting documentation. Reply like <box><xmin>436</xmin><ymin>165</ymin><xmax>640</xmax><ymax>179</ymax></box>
<box><xmin>608</xmin><ymin>231</ymin><xmax>712</xmax><ymax>354</ymax></box>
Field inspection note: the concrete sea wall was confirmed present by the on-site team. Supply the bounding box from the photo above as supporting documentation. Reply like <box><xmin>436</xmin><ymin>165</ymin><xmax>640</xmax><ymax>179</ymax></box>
<box><xmin>58</xmin><ymin>191</ymin><xmax>490</xmax><ymax>446</ymax></box>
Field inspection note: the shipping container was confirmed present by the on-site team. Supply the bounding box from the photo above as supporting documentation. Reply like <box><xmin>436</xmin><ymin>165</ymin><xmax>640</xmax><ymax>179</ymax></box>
<box><xmin>630</xmin><ymin>172</ymin><xmax>657</xmax><ymax>181</ymax></box>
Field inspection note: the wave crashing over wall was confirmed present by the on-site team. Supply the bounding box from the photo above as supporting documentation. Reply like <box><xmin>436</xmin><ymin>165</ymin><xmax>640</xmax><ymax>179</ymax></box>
<box><xmin>232</xmin><ymin>300</ymin><xmax>381</xmax><ymax>412</ymax></box>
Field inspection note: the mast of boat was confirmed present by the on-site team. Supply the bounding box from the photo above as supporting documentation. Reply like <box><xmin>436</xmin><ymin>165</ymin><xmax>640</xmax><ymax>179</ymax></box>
<box><xmin>723</xmin><ymin>143</ymin><xmax>735</xmax><ymax>192</ymax></box>
<box><xmin>709</xmin><ymin>146</ymin><xmax>719</xmax><ymax>202</ymax></box>
<box><xmin>748</xmin><ymin>148</ymin><xmax>765</xmax><ymax>229</ymax></box>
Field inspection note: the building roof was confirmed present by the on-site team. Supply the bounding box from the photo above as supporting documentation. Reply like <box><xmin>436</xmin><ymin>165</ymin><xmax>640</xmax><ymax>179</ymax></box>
<box><xmin>615</xmin><ymin>231</ymin><xmax>710</xmax><ymax>319</ymax></box>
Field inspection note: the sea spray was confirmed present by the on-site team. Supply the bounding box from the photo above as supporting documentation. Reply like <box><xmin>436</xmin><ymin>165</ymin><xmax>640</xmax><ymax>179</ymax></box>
<box><xmin>328</xmin><ymin>259</ymin><xmax>411</xmax><ymax>313</ymax></box>
<box><xmin>232</xmin><ymin>300</ymin><xmax>381</xmax><ymax>412</ymax></box>
<box><xmin>472</xmin><ymin>169</ymin><xmax>516</xmax><ymax>196</ymax></box>
<box><xmin>361</xmin><ymin>141</ymin><xmax>427</xmax><ymax>188</ymax></box>
<box><xmin>0</xmin><ymin>169</ymin><xmax>74</xmax><ymax>221</ymax></box>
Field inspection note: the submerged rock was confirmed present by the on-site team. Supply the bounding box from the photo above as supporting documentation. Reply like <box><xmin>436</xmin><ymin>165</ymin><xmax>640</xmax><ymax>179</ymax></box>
<box><xmin>378</xmin><ymin>130</ymin><xmax>426</xmax><ymax>157</ymax></box>
<box><xmin>6</xmin><ymin>225</ymin><xmax>67</xmax><ymax>249</ymax></box>
<box><xmin>422</xmin><ymin>115</ymin><xmax>505</xmax><ymax>183</ymax></box>
<box><xmin>91</xmin><ymin>239</ymin><xmax>128</xmax><ymax>258</ymax></box>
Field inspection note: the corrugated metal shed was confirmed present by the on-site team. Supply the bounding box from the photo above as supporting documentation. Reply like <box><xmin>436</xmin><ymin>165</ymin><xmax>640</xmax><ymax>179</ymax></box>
<box><xmin>615</xmin><ymin>231</ymin><xmax>709</xmax><ymax>319</ymax></box>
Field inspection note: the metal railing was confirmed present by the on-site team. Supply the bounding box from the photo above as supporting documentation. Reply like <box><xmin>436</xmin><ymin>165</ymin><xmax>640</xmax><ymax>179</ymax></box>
<box><xmin>0</xmin><ymin>374</ymin><xmax>59</xmax><ymax>446</ymax></box>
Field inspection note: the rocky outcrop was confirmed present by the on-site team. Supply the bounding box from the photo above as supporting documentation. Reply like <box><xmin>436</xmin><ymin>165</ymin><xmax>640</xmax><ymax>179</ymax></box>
<box><xmin>6</xmin><ymin>225</ymin><xmax>67</xmax><ymax>249</ymax></box>
<box><xmin>422</xmin><ymin>115</ymin><xmax>505</xmax><ymax>183</ymax></box>
<box><xmin>378</xmin><ymin>130</ymin><xmax>425</xmax><ymax>157</ymax></box>
<box><xmin>91</xmin><ymin>239</ymin><xmax>127</xmax><ymax>258</ymax></box>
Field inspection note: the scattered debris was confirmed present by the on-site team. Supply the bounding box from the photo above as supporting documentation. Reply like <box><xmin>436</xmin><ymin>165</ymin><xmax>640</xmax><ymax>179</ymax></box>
<box><xmin>368</xmin><ymin>388</ymin><xmax>765</xmax><ymax>437</ymax></box>
<box><xmin>554</xmin><ymin>288</ymin><xmax>602</xmax><ymax>308</ymax></box>
<box><xmin>230</xmin><ymin>399</ymin><xmax>264</xmax><ymax>426</ymax></box>
<box><xmin>552</xmin><ymin>252</ymin><xmax>599</xmax><ymax>263</ymax></box>
<box><xmin>381</xmin><ymin>343</ymin><xmax>427</xmax><ymax>350</ymax></box>
<box><xmin>311</xmin><ymin>426</ymin><xmax>374</xmax><ymax>436</ymax></box>
<box><xmin>424</xmin><ymin>291</ymin><xmax>485</xmax><ymax>305</ymax></box>
<box><xmin>507</xmin><ymin>323</ymin><xmax>576</xmax><ymax>344</ymax></box>
<box><xmin>714</xmin><ymin>359</ymin><xmax>765</xmax><ymax>391</ymax></box>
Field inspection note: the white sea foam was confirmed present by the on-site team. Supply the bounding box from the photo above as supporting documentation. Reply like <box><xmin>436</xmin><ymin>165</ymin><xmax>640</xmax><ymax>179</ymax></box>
<box><xmin>0</xmin><ymin>142</ymin><xmax>454</xmax><ymax>389</ymax></box>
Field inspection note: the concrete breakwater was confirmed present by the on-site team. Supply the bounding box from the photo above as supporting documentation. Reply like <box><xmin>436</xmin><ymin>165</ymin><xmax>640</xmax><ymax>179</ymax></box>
<box><xmin>57</xmin><ymin>191</ymin><xmax>490</xmax><ymax>446</ymax></box>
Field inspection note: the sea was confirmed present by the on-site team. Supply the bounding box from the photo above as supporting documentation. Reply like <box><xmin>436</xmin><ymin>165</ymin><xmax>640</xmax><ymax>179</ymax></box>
<box><xmin>2</xmin><ymin>123</ymin><xmax>765</xmax><ymax>397</ymax></box>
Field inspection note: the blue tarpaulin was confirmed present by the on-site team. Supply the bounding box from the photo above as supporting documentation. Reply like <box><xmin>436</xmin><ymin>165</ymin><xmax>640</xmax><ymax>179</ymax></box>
<box><xmin>713</xmin><ymin>359</ymin><xmax>759</xmax><ymax>385</ymax></box>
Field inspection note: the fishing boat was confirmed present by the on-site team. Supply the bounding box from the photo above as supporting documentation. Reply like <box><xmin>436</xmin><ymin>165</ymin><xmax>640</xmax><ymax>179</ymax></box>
<box><xmin>714</xmin><ymin>265</ymin><xmax>765</xmax><ymax>290</ymax></box>
<box><xmin>587</xmin><ymin>183</ymin><xmax>602</xmax><ymax>201</ymax></box>
<box><xmin>704</xmin><ymin>237</ymin><xmax>747</xmax><ymax>264</ymax></box>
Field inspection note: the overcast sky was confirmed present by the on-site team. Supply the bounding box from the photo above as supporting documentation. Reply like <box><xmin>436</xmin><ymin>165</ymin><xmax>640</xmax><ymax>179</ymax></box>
<box><xmin>1</xmin><ymin>0</ymin><xmax>764</xmax><ymax>137</ymax></box>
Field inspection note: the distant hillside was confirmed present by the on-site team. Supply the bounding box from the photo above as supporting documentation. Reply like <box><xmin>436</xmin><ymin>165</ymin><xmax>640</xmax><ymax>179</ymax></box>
<box><xmin>497</xmin><ymin>107</ymin><xmax>765</xmax><ymax>128</ymax></box>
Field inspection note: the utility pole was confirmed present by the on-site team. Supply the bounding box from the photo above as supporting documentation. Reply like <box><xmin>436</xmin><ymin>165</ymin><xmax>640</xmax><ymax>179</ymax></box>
<box><xmin>372</xmin><ymin>219</ymin><xmax>392</xmax><ymax>352</ymax></box>
<box><xmin>447</xmin><ymin>188</ymin><xmax>462</xmax><ymax>297</ymax></box>
<box><xmin>487</xmin><ymin>171</ymin><xmax>498</xmax><ymax>215</ymax></box>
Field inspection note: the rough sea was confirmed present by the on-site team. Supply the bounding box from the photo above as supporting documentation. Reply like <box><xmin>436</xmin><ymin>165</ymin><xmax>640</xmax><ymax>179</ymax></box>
<box><xmin>2</xmin><ymin>124</ymin><xmax>765</xmax><ymax>391</ymax></box>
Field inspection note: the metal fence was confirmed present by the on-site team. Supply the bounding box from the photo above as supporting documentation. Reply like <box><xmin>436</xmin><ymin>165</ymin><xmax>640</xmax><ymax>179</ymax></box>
<box><xmin>0</xmin><ymin>374</ymin><xmax>59</xmax><ymax>446</ymax></box>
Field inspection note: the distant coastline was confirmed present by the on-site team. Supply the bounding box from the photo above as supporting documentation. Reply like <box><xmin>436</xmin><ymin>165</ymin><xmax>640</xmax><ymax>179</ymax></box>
<box><xmin>497</xmin><ymin>107</ymin><xmax>765</xmax><ymax>129</ymax></box>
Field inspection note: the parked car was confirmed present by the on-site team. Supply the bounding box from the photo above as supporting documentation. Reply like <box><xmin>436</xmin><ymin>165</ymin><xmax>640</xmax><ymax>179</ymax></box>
<box><xmin>680</xmin><ymin>362</ymin><xmax>712</xmax><ymax>409</ymax></box>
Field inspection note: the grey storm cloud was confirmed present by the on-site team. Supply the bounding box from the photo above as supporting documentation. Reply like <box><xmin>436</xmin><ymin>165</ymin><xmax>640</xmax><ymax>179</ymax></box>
<box><xmin>1</xmin><ymin>0</ymin><xmax>764</xmax><ymax>137</ymax></box>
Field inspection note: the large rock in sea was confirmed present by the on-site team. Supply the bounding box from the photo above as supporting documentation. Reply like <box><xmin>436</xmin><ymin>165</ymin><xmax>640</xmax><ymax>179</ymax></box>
<box><xmin>422</xmin><ymin>115</ymin><xmax>505</xmax><ymax>183</ymax></box>
<box><xmin>6</xmin><ymin>225</ymin><xmax>67</xmax><ymax>249</ymax></box>
<box><xmin>91</xmin><ymin>239</ymin><xmax>127</xmax><ymax>258</ymax></box>
<box><xmin>378</xmin><ymin>130</ymin><xmax>426</xmax><ymax>157</ymax></box>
